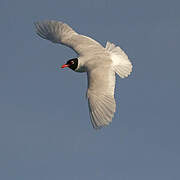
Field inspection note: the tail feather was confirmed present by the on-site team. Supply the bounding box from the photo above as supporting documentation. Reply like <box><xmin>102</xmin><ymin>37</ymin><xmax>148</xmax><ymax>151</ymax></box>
<box><xmin>105</xmin><ymin>41</ymin><xmax>132</xmax><ymax>78</ymax></box>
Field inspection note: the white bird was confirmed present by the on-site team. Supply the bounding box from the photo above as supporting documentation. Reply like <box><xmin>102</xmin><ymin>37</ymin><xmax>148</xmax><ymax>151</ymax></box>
<box><xmin>34</xmin><ymin>20</ymin><xmax>132</xmax><ymax>129</ymax></box>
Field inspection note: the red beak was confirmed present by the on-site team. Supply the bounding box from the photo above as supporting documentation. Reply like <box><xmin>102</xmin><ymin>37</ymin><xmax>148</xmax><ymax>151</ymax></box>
<box><xmin>61</xmin><ymin>64</ymin><xmax>70</xmax><ymax>68</ymax></box>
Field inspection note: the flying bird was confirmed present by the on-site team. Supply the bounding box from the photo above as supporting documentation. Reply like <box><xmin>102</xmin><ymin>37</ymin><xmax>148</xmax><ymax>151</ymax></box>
<box><xmin>34</xmin><ymin>20</ymin><xmax>132</xmax><ymax>129</ymax></box>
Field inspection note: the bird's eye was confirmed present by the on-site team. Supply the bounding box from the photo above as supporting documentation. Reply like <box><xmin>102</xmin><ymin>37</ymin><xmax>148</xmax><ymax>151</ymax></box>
<box><xmin>70</xmin><ymin>61</ymin><xmax>74</xmax><ymax>64</ymax></box>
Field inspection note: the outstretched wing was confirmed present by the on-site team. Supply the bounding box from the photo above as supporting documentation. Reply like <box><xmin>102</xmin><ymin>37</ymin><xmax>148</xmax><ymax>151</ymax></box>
<box><xmin>34</xmin><ymin>20</ymin><xmax>104</xmax><ymax>56</ymax></box>
<box><xmin>87</xmin><ymin>66</ymin><xmax>116</xmax><ymax>129</ymax></box>
<box><xmin>105</xmin><ymin>41</ymin><xmax>132</xmax><ymax>78</ymax></box>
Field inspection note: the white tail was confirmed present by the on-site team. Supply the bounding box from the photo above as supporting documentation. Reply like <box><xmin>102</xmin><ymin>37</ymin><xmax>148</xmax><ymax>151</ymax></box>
<box><xmin>105</xmin><ymin>41</ymin><xmax>132</xmax><ymax>78</ymax></box>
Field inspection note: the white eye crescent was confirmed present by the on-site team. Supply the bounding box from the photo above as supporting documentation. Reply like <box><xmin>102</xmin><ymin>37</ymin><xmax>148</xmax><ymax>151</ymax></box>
<box><xmin>71</xmin><ymin>61</ymin><xmax>74</xmax><ymax>64</ymax></box>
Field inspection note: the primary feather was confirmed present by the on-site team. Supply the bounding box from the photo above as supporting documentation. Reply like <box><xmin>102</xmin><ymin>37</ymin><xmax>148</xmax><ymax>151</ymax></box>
<box><xmin>34</xmin><ymin>20</ymin><xmax>104</xmax><ymax>56</ymax></box>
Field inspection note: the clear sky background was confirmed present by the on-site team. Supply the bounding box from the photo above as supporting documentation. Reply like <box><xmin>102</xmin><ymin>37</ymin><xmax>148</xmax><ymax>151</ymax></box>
<box><xmin>0</xmin><ymin>0</ymin><xmax>180</xmax><ymax>179</ymax></box>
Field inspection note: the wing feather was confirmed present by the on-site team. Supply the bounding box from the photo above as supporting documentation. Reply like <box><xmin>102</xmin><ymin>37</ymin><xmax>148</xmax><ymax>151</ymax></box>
<box><xmin>87</xmin><ymin>67</ymin><xmax>116</xmax><ymax>129</ymax></box>
<box><xmin>34</xmin><ymin>20</ymin><xmax>105</xmax><ymax>56</ymax></box>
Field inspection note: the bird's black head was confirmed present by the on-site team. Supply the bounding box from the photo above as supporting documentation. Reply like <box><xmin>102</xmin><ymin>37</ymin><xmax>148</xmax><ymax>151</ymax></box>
<box><xmin>61</xmin><ymin>58</ymin><xmax>78</xmax><ymax>71</ymax></box>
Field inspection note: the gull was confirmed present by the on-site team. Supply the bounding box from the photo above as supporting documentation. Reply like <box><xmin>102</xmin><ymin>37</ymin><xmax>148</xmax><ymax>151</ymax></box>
<box><xmin>34</xmin><ymin>20</ymin><xmax>132</xmax><ymax>129</ymax></box>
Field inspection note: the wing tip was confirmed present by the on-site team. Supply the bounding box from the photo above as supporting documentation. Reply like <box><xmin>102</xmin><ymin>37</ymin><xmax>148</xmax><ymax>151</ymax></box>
<box><xmin>92</xmin><ymin>120</ymin><xmax>112</xmax><ymax>130</ymax></box>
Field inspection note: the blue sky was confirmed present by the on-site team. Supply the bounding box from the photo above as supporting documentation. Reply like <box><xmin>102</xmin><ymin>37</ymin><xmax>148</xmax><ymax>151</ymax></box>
<box><xmin>0</xmin><ymin>0</ymin><xmax>180</xmax><ymax>179</ymax></box>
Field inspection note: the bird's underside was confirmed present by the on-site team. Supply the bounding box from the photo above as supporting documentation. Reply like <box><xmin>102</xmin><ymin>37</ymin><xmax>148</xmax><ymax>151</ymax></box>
<box><xmin>34</xmin><ymin>20</ymin><xmax>132</xmax><ymax>129</ymax></box>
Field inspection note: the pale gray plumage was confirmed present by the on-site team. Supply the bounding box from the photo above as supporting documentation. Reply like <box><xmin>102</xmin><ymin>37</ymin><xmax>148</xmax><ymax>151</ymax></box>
<box><xmin>34</xmin><ymin>20</ymin><xmax>132</xmax><ymax>129</ymax></box>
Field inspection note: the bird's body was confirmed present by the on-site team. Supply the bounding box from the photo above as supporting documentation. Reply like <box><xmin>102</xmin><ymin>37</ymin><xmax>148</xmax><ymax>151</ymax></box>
<box><xmin>34</xmin><ymin>20</ymin><xmax>132</xmax><ymax>129</ymax></box>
